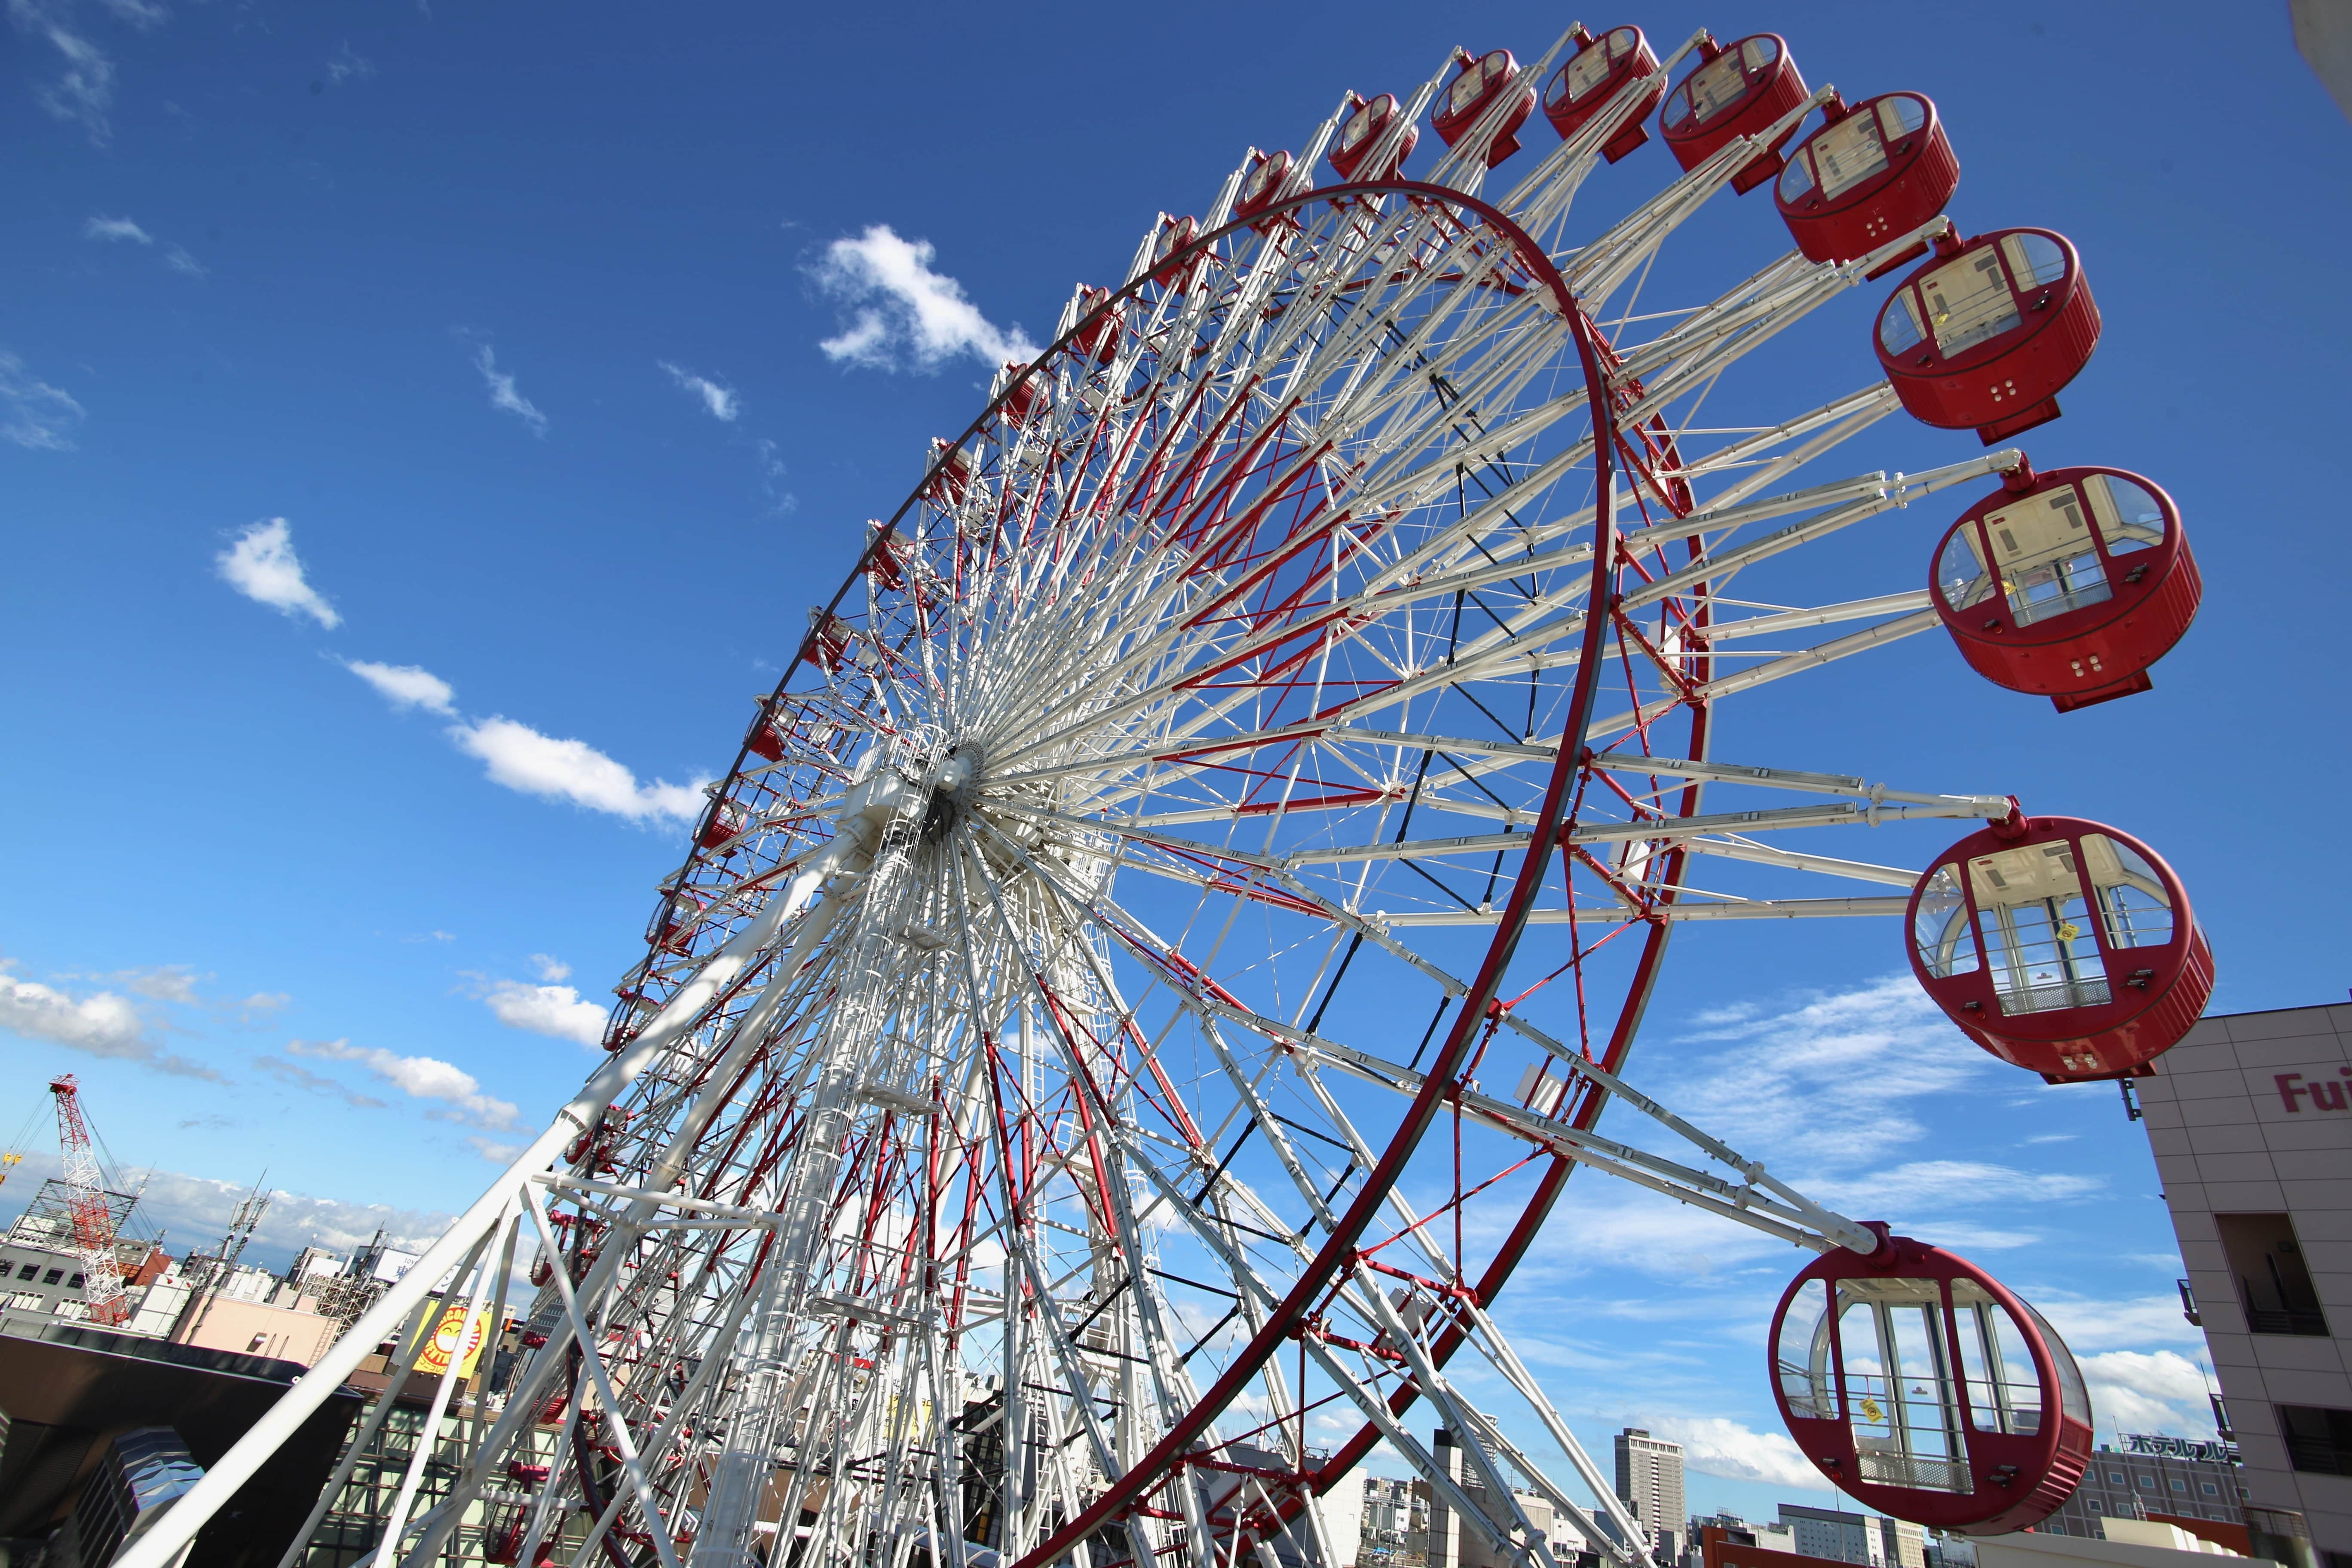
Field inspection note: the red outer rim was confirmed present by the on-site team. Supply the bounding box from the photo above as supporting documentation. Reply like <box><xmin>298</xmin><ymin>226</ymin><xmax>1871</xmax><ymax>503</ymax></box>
<box><xmin>1766</xmin><ymin>1232</ymin><xmax>2092</xmax><ymax>1531</ymax></box>
<box><xmin>997</xmin><ymin>178</ymin><xmax>1624</xmax><ymax>1568</ymax></box>
<box><xmin>1904</xmin><ymin>814</ymin><xmax>2215</xmax><ymax>1075</ymax></box>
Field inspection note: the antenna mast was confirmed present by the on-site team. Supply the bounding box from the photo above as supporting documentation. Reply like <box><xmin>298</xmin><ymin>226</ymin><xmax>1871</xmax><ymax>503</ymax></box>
<box><xmin>48</xmin><ymin>1075</ymin><xmax>128</xmax><ymax>1326</ymax></box>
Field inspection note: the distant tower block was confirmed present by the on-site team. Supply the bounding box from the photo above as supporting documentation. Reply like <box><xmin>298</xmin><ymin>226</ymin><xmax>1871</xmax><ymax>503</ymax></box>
<box><xmin>1615</xmin><ymin>1427</ymin><xmax>1687</xmax><ymax>1557</ymax></box>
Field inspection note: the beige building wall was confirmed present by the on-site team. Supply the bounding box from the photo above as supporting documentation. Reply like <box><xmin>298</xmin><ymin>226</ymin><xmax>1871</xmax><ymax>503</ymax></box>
<box><xmin>170</xmin><ymin>1291</ymin><xmax>341</xmax><ymax>1365</ymax></box>
<box><xmin>2139</xmin><ymin>1004</ymin><xmax>2352</xmax><ymax>1560</ymax></box>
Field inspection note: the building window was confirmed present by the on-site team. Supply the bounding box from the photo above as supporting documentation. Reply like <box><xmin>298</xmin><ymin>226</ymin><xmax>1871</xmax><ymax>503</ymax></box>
<box><xmin>2137</xmin><ymin>1475</ymin><xmax>2156</xmax><ymax>1488</ymax></box>
<box><xmin>14</xmin><ymin>1264</ymin><xmax>33</xmax><ymax>1280</ymax></box>
<box><xmin>2202</xmin><ymin>1483</ymin><xmax>2218</xmax><ymax>1495</ymax></box>
<box><xmin>68</xmin><ymin>1274</ymin><xmax>83</xmax><ymax>1288</ymax></box>
<box><xmin>2170</xmin><ymin>1478</ymin><xmax>2188</xmax><ymax>1492</ymax></box>
<box><xmin>2089</xmin><ymin>1503</ymin><xmax>2105</xmax><ymax>1515</ymax></box>
<box><xmin>42</xmin><ymin>1269</ymin><xmax>61</xmax><ymax>1285</ymax></box>
<box><xmin>2277</xmin><ymin>1406</ymin><xmax>2352</xmax><ymax>1476</ymax></box>
<box><xmin>2110</xmin><ymin>1471</ymin><xmax>2126</xmax><ymax>1484</ymax></box>
<box><xmin>2217</xmin><ymin>1213</ymin><xmax>2330</xmax><ymax>1335</ymax></box>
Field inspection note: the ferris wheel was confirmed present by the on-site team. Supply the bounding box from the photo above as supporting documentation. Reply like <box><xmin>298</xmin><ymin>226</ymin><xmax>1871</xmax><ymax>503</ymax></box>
<box><xmin>128</xmin><ymin>22</ymin><xmax>2215</xmax><ymax>1568</ymax></box>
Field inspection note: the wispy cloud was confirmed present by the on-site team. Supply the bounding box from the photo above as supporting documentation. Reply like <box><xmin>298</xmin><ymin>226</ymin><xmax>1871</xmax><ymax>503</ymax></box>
<box><xmin>217</xmin><ymin>517</ymin><xmax>341</xmax><ymax>628</ymax></box>
<box><xmin>324</xmin><ymin>41</ymin><xmax>373</xmax><ymax>85</ymax></box>
<box><xmin>447</xmin><ymin>716</ymin><xmax>704</xmax><ymax>824</ymax></box>
<box><xmin>83</xmin><ymin>213</ymin><xmax>205</xmax><ymax>276</ymax></box>
<box><xmin>85</xmin><ymin>213</ymin><xmax>150</xmax><ymax>244</ymax></box>
<box><xmin>254</xmin><ymin>1052</ymin><xmax>389</xmax><ymax>1109</ymax></box>
<box><xmin>1660</xmin><ymin>974</ymin><xmax>1991</xmax><ymax>1170</ymax></box>
<box><xmin>0</xmin><ymin>956</ymin><xmax>222</xmax><ymax>1078</ymax></box>
<box><xmin>345</xmin><ymin>658</ymin><xmax>456</xmax><ymax>715</ymax></box>
<box><xmin>659</xmin><ymin>360</ymin><xmax>738</xmax><ymax>421</ymax></box>
<box><xmin>286</xmin><ymin>1037</ymin><xmax>519</xmax><ymax>1128</ymax></box>
<box><xmin>756</xmin><ymin>437</ymin><xmax>795</xmax><ymax>513</ymax></box>
<box><xmin>9</xmin><ymin>0</ymin><xmax>118</xmax><ymax>144</ymax></box>
<box><xmin>812</xmin><ymin>224</ymin><xmax>1036</xmax><ymax>371</ymax></box>
<box><xmin>466</xmin><ymin>1134</ymin><xmax>524</xmax><ymax>1163</ymax></box>
<box><xmin>0</xmin><ymin>348</ymin><xmax>86</xmax><ymax>450</ymax></box>
<box><xmin>471</xmin><ymin>343</ymin><xmax>547</xmax><ymax>435</ymax></box>
<box><xmin>528</xmin><ymin>953</ymin><xmax>569</xmax><ymax>982</ymax></box>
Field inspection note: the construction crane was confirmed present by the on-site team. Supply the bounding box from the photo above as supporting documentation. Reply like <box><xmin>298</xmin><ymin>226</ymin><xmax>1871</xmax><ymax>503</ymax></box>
<box><xmin>49</xmin><ymin>1075</ymin><xmax>129</xmax><ymax>1326</ymax></box>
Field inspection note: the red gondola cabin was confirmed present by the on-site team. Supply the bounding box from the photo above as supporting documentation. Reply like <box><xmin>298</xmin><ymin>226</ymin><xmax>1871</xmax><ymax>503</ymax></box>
<box><xmin>1772</xmin><ymin>1228</ymin><xmax>2093</xmax><ymax>1532</ymax></box>
<box><xmin>1932</xmin><ymin>465</ymin><xmax>2201</xmax><ymax>710</ymax></box>
<box><xmin>1660</xmin><ymin>34</ymin><xmax>1808</xmax><ymax>194</ymax></box>
<box><xmin>1776</xmin><ymin>92</ymin><xmax>1958</xmax><ymax>273</ymax></box>
<box><xmin>1909</xmin><ymin>815</ymin><xmax>2214</xmax><ymax>1081</ymax></box>
<box><xmin>1876</xmin><ymin>227</ymin><xmax>2101</xmax><ymax>444</ymax></box>
<box><xmin>1329</xmin><ymin>93</ymin><xmax>1418</xmax><ymax>182</ymax></box>
<box><xmin>1543</xmin><ymin>25</ymin><xmax>1661</xmax><ymax>163</ymax></box>
<box><xmin>1151</xmin><ymin>215</ymin><xmax>1201</xmax><ymax>288</ymax></box>
<box><xmin>1234</xmin><ymin>152</ymin><xmax>1296</xmax><ymax>227</ymax></box>
<box><xmin>1432</xmin><ymin>49</ymin><xmax>1537</xmax><ymax>167</ymax></box>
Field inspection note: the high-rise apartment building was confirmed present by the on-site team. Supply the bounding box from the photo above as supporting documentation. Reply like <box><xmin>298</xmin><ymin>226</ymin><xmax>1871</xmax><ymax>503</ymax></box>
<box><xmin>1617</xmin><ymin>1429</ymin><xmax>1688</xmax><ymax>1560</ymax></box>
<box><xmin>2139</xmin><ymin>1002</ymin><xmax>2352</xmax><ymax>1566</ymax></box>
<box><xmin>1779</xmin><ymin>1504</ymin><xmax>1885</xmax><ymax>1567</ymax></box>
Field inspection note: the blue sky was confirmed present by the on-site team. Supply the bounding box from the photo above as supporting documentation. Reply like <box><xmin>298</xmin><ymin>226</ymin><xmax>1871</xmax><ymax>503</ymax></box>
<box><xmin>3</xmin><ymin>0</ymin><xmax>2348</xmax><ymax>1526</ymax></box>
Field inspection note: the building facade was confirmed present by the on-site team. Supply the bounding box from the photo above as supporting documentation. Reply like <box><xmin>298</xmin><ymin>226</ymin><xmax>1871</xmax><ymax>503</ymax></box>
<box><xmin>2140</xmin><ymin>1004</ymin><xmax>2352</xmax><ymax>1565</ymax></box>
<box><xmin>2035</xmin><ymin>1438</ymin><xmax>2251</xmax><ymax>1540</ymax></box>
<box><xmin>1781</xmin><ymin>1504</ymin><xmax>1885</xmax><ymax>1567</ymax></box>
<box><xmin>1617</xmin><ymin>1429</ymin><xmax>1688</xmax><ymax>1560</ymax></box>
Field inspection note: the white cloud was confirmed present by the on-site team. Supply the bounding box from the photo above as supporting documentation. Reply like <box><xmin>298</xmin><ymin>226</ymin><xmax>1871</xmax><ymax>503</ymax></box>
<box><xmin>2078</xmin><ymin>1348</ymin><xmax>2213</xmax><ymax>1434</ymax></box>
<box><xmin>254</xmin><ymin>1053</ymin><xmax>389</xmax><ymax>1109</ymax></box>
<box><xmin>659</xmin><ymin>361</ymin><xmax>738</xmax><ymax>421</ymax></box>
<box><xmin>217</xmin><ymin>517</ymin><xmax>341</xmax><ymax>628</ymax></box>
<box><xmin>85</xmin><ymin>214</ymin><xmax>150</xmax><ymax>244</ymax></box>
<box><xmin>345</xmin><ymin>658</ymin><xmax>456</xmax><ymax>715</ymax></box>
<box><xmin>1813</xmin><ymin>1160</ymin><xmax>2104</xmax><ymax>1213</ymax></box>
<box><xmin>0</xmin><ymin>959</ymin><xmax>220</xmax><ymax>1078</ymax></box>
<box><xmin>84</xmin><ymin>214</ymin><xmax>203</xmax><ymax>276</ymax></box>
<box><xmin>0</xmin><ymin>348</ymin><xmax>86</xmax><ymax>450</ymax></box>
<box><xmin>2029</xmin><ymin>1291</ymin><xmax>2209</xmax><ymax>1354</ymax></box>
<box><xmin>528</xmin><ymin>953</ymin><xmax>570</xmax><ymax>982</ymax></box>
<box><xmin>1659</xmin><ymin>974</ymin><xmax>1992</xmax><ymax>1169</ymax></box>
<box><xmin>95</xmin><ymin>0</ymin><xmax>166</xmax><ymax>29</ymax></box>
<box><xmin>466</xmin><ymin>1134</ymin><xmax>524</xmax><ymax>1164</ymax></box>
<box><xmin>756</xmin><ymin>437</ymin><xmax>795</xmax><ymax>513</ymax></box>
<box><xmin>1640</xmin><ymin>1415</ymin><xmax>1829</xmax><ymax>1489</ymax></box>
<box><xmin>812</xmin><ymin>224</ymin><xmax>1037</xmax><ymax>371</ymax></box>
<box><xmin>447</xmin><ymin>715</ymin><xmax>704</xmax><ymax>824</ymax></box>
<box><xmin>325</xmin><ymin>41</ymin><xmax>373</xmax><ymax>84</ymax></box>
<box><xmin>287</xmin><ymin>1037</ymin><xmax>520</xmax><ymax>1128</ymax></box>
<box><xmin>113</xmin><ymin>1166</ymin><xmax>454</xmax><ymax>1267</ymax></box>
<box><xmin>480</xmin><ymin>977</ymin><xmax>604</xmax><ymax>1047</ymax></box>
<box><xmin>108</xmin><ymin>964</ymin><xmax>200</xmax><ymax>1004</ymax></box>
<box><xmin>472</xmin><ymin>343</ymin><xmax>547</xmax><ymax>435</ymax></box>
<box><xmin>9</xmin><ymin>2</ymin><xmax>117</xmax><ymax>144</ymax></box>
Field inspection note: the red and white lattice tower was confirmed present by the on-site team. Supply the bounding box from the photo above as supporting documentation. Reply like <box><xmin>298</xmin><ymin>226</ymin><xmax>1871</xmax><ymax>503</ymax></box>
<box><xmin>48</xmin><ymin>1074</ymin><xmax>129</xmax><ymax>1327</ymax></box>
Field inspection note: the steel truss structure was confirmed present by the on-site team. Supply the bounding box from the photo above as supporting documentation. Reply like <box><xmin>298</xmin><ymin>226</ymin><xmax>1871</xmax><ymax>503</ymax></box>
<box><xmin>128</xmin><ymin>26</ymin><xmax>2051</xmax><ymax>1568</ymax></box>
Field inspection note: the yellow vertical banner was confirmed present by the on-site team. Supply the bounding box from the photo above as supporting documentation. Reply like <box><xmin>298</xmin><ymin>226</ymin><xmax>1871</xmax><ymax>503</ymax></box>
<box><xmin>409</xmin><ymin>1303</ymin><xmax>492</xmax><ymax>1379</ymax></box>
